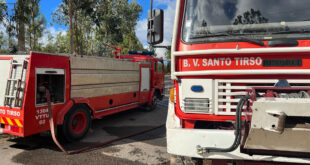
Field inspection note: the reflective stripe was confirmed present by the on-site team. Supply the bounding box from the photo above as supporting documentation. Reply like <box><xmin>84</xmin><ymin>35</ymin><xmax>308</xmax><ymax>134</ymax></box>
<box><xmin>14</xmin><ymin>119</ymin><xmax>23</xmax><ymax>127</ymax></box>
<box><xmin>0</xmin><ymin>117</ymin><xmax>23</xmax><ymax>127</ymax></box>
<box><xmin>6</xmin><ymin>118</ymin><xmax>13</xmax><ymax>125</ymax></box>
<box><xmin>0</xmin><ymin>118</ymin><xmax>4</xmax><ymax>124</ymax></box>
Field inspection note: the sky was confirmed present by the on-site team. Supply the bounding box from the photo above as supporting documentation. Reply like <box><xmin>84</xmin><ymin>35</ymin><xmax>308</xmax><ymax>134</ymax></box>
<box><xmin>4</xmin><ymin>0</ymin><xmax>177</xmax><ymax>58</ymax></box>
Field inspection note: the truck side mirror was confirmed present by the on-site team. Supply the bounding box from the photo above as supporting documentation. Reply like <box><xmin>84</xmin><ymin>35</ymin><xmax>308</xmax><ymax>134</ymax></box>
<box><xmin>147</xmin><ymin>9</ymin><xmax>164</xmax><ymax>45</ymax></box>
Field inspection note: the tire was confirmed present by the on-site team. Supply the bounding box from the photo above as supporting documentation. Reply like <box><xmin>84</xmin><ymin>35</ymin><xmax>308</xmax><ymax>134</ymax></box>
<box><xmin>63</xmin><ymin>105</ymin><xmax>91</xmax><ymax>142</ymax></box>
<box><xmin>170</xmin><ymin>155</ymin><xmax>202</xmax><ymax>165</ymax></box>
<box><xmin>144</xmin><ymin>95</ymin><xmax>158</xmax><ymax>112</ymax></box>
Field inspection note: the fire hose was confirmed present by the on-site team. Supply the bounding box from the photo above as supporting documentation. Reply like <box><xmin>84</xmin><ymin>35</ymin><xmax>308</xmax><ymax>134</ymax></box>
<box><xmin>43</xmin><ymin>87</ymin><xmax>165</xmax><ymax>155</ymax></box>
<box><xmin>197</xmin><ymin>95</ymin><xmax>250</xmax><ymax>153</ymax></box>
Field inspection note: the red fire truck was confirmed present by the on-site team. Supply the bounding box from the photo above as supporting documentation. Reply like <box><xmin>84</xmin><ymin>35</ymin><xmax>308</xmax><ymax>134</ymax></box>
<box><xmin>148</xmin><ymin>0</ymin><xmax>310</xmax><ymax>164</ymax></box>
<box><xmin>119</xmin><ymin>50</ymin><xmax>165</xmax><ymax>101</ymax></box>
<box><xmin>0</xmin><ymin>51</ymin><xmax>163</xmax><ymax>141</ymax></box>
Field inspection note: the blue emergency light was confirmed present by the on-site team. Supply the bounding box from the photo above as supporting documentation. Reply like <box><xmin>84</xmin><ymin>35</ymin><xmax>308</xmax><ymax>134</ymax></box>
<box><xmin>191</xmin><ymin>86</ymin><xmax>203</xmax><ymax>92</ymax></box>
<box><xmin>128</xmin><ymin>51</ymin><xmax>154</xmax><ymax>56</ymax></box>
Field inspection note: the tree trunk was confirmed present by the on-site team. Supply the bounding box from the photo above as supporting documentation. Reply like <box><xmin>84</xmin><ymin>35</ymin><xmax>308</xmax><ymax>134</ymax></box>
<box><xmin>17</xmin><ymin>0</ymin><xmax>26</xmax><ymax>52</ymax></box>
<box><xmin>69</xmin><ymin>0</ymin><xmax>74</xmax><ymax>54</ymax></box>
<box><xmin>32</xmin><ymin>8</ymin><xmax>35</xmax><ymax>50</ymax></box>
<box><xmin>74</xmin><ymin>13</ymin><xmax>79</xmax><ymax>55</ymax></box>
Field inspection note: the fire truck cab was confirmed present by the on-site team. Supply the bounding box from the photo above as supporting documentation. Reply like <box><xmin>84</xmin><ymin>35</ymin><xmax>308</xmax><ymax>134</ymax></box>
<box><xmin>118</xmin><ymin>51</ymin><xmax>165</xmax><ymax>101</ymax></box>
<box><xmin>148</xmin><ymin>0</ymin><xmax>310</xmax><ymax>164</ymax></box>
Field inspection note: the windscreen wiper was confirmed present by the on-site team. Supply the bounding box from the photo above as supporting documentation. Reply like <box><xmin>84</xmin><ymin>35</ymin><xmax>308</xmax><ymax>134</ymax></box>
<box><xmin>266</xmin><ymin>29</ymin><xmax>310</xmax><ymax>47</ymax></box>
<box><xmin>270</xmin><ymin>29</ymin><xmax>310</xmax><ymax>35</ymax></box>
<box><xmin>267</xmin><ymin>39</ymin><xmax>299</xmax><ymax>47</ymax></box>
<box><xmin>190</xmin><ymin>32</ymin><xmax>265</xmax><ymax>47</ymax></box>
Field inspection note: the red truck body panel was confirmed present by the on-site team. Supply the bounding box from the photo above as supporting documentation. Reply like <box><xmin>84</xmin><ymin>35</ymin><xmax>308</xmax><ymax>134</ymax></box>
<box><xmin>0</xmin><ymin>52</ymin><xmax>158</xmax><ymax>137</ymax></box>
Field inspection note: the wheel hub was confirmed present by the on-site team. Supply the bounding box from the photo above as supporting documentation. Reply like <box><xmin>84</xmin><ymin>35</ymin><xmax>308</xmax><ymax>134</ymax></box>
<box><xmin>70</xmin><ymin>112</ymin><xmax>87</xmax><ymax>135</ymax></box>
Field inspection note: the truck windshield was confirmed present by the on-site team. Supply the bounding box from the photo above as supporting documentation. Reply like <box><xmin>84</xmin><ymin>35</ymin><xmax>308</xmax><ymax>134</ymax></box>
<box><xmin>182</xmin><ymin>0</ymin><xmax>310</xmax><ymax>43</ymax></box>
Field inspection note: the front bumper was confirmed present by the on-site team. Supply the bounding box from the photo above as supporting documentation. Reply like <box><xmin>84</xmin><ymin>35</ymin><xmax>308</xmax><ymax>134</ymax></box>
<box><xmin>166</xmin><ymin>102</ymin><xmax>310</xmax><ymax>164</ymax></box>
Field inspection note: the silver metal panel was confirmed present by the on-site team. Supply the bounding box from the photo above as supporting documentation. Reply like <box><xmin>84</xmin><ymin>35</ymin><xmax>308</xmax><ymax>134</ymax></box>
<box><xmin>0</xmin><ymin>59</ymin><xmax>12</xmax><ymax>106</ymax></box>
<box><xmin>140</xmin><ymin>68</ymin><xmax>150</xmax><ymax>92</ymax></box>
<box><xmin>245</xmin><ymin>98</ymin><xmax>310</xmax><ymax>152</ymax></box>
<box><xmin>36</xmin><ymin>68</ymin><xmax>65</xmax><ymax>75</ymax></box>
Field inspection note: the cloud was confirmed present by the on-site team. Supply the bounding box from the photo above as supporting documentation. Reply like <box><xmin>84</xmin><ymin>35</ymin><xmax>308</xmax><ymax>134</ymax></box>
<box><xmin>40</xmin><ymin>26</ymin><xmax>67</xmax><ymax>46</ymax></box>
<box><xmin>135</xmin><ymin>0</ymin><xmax>176</xmax><ymax>59</ymax></box>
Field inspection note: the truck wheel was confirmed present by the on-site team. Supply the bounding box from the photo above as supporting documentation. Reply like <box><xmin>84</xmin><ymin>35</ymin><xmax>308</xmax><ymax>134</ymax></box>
<box><xmin>145</xmin><ymin>95</ymin><xmax>158</xmax><ymax>111</ymax></box>
<box><xmin>170</xmin><ymin>155</ymin><xmax>202</xmax><ymax>165</ymax></box>
<box><xmin>63</xmin><ymin>105</ymin><xmax>91</xmax><ymax>142</ymax></box>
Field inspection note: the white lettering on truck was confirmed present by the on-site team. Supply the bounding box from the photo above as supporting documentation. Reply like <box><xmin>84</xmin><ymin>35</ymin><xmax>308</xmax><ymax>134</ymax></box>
<box><xmin>185</xmin><ymin>57</ymin><xmax>263</xmax><ymax>68</ymax></box>
<box><xmin>183</xmin><ymin>59</ymin><xmax>190</xmax><ymax>67</ymax></box>
<box><xmin>36</xmin><ymin>108</ymin><xmax>49</xmax><ymax>125</ymax></box>
<box><xmin>0</xmin><ymin>109</ymin><xmax>5</xmax><ymax>115</ymax></box>
<box><xmin>6</xmin><ymin>110</ymin><xmax>20</xmax><ymax>117</ymax></box>
<box><xmin>0</xmin><ymin>109</ymin><xmax>21</xmax><ymax>117</ymax></box>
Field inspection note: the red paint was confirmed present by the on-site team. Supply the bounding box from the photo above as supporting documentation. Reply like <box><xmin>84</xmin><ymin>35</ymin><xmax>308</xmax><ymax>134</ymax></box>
<box><xmin>182</xmin><ymin>120</ymin><xmax>196</xmax><ymax>129</ymax></box>
<box><xmin>70</xmin><ymin>112</ymin><xmax>87</xmax><ymax>135</ymax></box>
<box><xmin>177</xmin><ymin>53</ymin><xmax>310</xmax><ymax>72</ymax></box>
<box><xmin>56</xmin><ymin>100</ymin><xmax>74</xmax><ymax>125</ymax></box>
<box><xmin>119</xmin><ymin>53</ymin><xmax>165</xmax><ymax>96</ymax></box>
<box><xmin>171</xmin><ymin>0</ymin><xmax>310</xmax><ymax>127</ymax></box>
<box><xmin>0</xmin><ymin>51</ymin><xmax>160</xmax><ymax>137</ymax></box>
<box><xmin>0</xmin><ymin>57</ymin><xmax>13</xmax><ymax>60</ymax></box>
<box><xmin>0</xmin><ymin>107</ymin><xmax>24</xmax><ymax>120</ymax></box>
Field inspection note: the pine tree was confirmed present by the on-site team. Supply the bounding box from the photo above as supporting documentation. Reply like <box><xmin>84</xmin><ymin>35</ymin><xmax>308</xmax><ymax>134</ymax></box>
<box><xmin>25</xmin><ymin>0</ymin><xmax>46</xmax><ymax>50</ymax></box>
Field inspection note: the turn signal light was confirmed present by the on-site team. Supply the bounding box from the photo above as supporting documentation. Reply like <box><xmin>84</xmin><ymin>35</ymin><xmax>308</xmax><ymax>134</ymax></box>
<box><xmin>170</xmin><ymin>88</ymin><xmax>175</xmax><ymax>103</ymax></box>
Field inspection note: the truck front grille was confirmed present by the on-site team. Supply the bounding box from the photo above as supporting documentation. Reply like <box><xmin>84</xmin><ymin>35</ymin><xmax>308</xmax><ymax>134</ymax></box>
<box><xmin>184</xmin><ymin>98</ymin><xmax>211</xmax><ymax>114</ymax></box>
<box><xmin>215</xmin><ymin>79</ymin><xmax>310</xmax><ymax>115</ymax></box>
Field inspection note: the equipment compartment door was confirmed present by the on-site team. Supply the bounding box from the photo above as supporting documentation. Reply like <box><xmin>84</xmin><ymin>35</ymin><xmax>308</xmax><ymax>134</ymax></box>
<box><xmin>0</xmin><ymin>59</ymin><xmax>12</xmax><ymax>106</ymax></box>
<box><xmin>140</xmin><ymin>67</ymin><xmax>150</xmax><ymax>92</ymax></box>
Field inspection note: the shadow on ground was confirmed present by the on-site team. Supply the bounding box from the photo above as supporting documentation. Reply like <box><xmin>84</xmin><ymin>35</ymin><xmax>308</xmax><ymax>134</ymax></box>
<box><xmin>1</xmin><ymin>107</ymin><xmax>168</xmax><ymax>165</ymax></box>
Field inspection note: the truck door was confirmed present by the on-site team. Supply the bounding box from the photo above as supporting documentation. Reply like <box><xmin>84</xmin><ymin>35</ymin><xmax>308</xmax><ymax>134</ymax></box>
<box><xmin>154</xmin><ymin>61</ymin><xmax>164</xmax><ymax>91</ymax></box>
<box><xmin>140</xmin><ymin>67</ymin><xmax>150</xmax><ymax>92</ymax></box>
<box><xmin>0</xmin><ymin>59</ymin><xmax>12</xmax><ymax>107</ymax></box>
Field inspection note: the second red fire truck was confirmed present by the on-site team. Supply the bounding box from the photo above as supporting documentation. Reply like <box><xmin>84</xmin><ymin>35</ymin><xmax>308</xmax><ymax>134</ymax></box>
<box><xmin>0</xmin><ymin>51</ymin><xmax>164</xmax><ymax>141</ymax></box>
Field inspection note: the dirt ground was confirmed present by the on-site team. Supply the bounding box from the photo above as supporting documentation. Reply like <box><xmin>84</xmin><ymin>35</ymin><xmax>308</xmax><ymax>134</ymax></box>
<box><xmin>0</xmin><ymin>106</ymin><xmax>169</xmax><ymax>165</ymax></box>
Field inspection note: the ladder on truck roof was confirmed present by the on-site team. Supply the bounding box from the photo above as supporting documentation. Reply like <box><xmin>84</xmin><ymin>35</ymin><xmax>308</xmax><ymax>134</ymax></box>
<box><xmin>4</xmin><ymin>60</ymin><xmax>28</xmax><ymax>107</ymax></box>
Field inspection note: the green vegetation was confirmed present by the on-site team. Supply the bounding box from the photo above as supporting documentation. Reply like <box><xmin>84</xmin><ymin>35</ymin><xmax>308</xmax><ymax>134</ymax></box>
<box><xmin>0</xmin><ymin>0</ymin><xmax>145</xmax><ymax>57</ymax></box>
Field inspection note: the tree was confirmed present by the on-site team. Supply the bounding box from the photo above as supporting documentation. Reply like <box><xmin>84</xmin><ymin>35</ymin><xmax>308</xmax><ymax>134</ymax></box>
<box><xmin>0</xmin><ymin>31</ymin><xmax>5</xmax><ymax>50</ymax></box>
<box><xmin>42</xmin><ymin>31</ymin><xmax>57</xmax><ymax>53</ymax></box>
<box><xmin>55</xmin><ymin>31</ymin><xmax>69</xmax><ymax>53</ymax></box>
<box><xmin>148</xmin><ymin>45</ymin><xmax>157</xmax><ymax>57</ymax></box>
<box><xmin>2</xmin><ymin>3</ymin><xmax>16</xmax><ymax>49</ymax></box>
<box><xmin>16</xmin><ymin>0</ymin><xmax>31</xmax><ymax>52</ymax></box>
<box><xmin>0</xmin><ymin>1</ymin><xmax>7</xmax><ymax>23</ymax></box>
<box><xmin>25</xmin><ymin>0</ymin><xmax>46</xmax><ymax>50</ymax></box>
<box><xmin>165</xmin><ymin>49</ymin><xmax>171</xmax><ymax>60</ymax></box>
<box><xmin>52</xmin><ymin>0</ymin><xmax>144</xmax><ymax>56</ymax></box>
<box><xmin>69</xmin><ymin>0</ymin><xmax>73</xmax><ymax>54</ymax></box>
<box><xmin>52</xmin><ymin>0</ymin><xmax>97</xmax><ymax>55</ymax></box>
<box><xmin>233</xmin><ymin>9</ymin><xmax>268</xmax><ymax>25</ymax></box>
<box><xmin>119</xmin><ymin>32</ymin><xmax>144</xmax><ymax>54</ymax></box>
